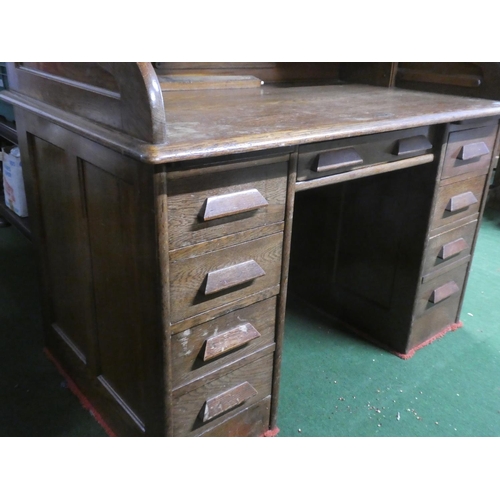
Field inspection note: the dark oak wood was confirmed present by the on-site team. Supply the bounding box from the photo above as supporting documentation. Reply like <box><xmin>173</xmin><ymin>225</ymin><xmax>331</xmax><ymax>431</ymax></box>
<box><xmin>171</xmin><ymin>297</ymin><xmax>276</xmax><ymax>390</ymax></box>
<box><xmin>2</xmin><ymin>62</ymin><xmax>500</xmax><ymax>437</ymax></box>
<box><xmin>297</xmin><ymin>126</ymin><xmax>436</xmax><ymax>182</ymax></box>
<box><xmin>199</xmin><ymin>396</ymin><xmax>272</xmax><ymax>437</ymax></box>
<box><xmin>431</xmin><ymin>175</ymin><xmax>486</xmax><ymax>229</ymax></box>
<box><xmin>396</xmin><ymin>63</ymin><xmax>500</xmax><ymax>100</ymax></box>
<box><xmin>169</xmin><ymin>231</ymin><xmax>283</xmax><ymax>324</ymax></box>
<box><xmin>172</xmin><ymin>350</ymin><xmax>274</xmax><ymax>436</ymax></box>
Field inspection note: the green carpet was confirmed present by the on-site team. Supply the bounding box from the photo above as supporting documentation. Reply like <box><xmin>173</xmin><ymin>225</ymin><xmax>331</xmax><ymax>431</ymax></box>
<box><xmin>1</xmin><ymin>208</ymin><xmax>499</xmax><ymax>437</ymax></box>
<box><xmin>277</xmin><ymin>207</ymin><xmax>500</xmax><ymax>437</ymax></box>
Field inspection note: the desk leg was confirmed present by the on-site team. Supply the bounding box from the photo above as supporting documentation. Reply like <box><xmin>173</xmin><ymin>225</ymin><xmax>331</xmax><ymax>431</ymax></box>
<box><xmin>270</xmin><ymin>153</ymin><xmax>297</xmax><ymax>431</ymax></box>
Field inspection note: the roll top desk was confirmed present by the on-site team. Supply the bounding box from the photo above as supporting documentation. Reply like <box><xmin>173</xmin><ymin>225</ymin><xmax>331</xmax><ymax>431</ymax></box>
<box><xmin>2</xmin><ymin>62</ymin><xmax>500</xmax><ymax>436</ymax></box>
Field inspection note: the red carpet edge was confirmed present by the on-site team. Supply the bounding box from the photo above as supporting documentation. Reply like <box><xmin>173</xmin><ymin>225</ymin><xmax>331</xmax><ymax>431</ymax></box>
<box><xmin>392</xmin><ymin>321</ymin><xmax>464</xmax><ymax>360</ymax></box>
<box><xmin>43</xmin><ymin>348</ymin><xmax>117</xmax><ymax>437</ymax></box>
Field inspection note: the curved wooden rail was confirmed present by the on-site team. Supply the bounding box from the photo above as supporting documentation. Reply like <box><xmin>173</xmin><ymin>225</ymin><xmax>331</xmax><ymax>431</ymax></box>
<box><xmin>3</xmin><ymin>62</ymin><xmax>167</xmax><ymax>144</ymax></box>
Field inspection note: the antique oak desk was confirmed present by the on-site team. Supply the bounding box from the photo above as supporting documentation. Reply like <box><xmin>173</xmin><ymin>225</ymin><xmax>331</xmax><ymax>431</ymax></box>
<box><xmin>2</xmin><ymin>63</ymin><xmax>500</xmax><ymax>437</ymax></box>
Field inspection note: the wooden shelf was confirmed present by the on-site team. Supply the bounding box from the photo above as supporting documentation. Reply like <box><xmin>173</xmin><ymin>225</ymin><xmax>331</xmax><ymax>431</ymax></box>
<box><xmin>0</xmin><ymin>117</ymin><xmax>17</xmax><ymax>144</ymax></box>
<box><xmin>0</xmin><ymin>198</ymin><xmax>31</xmax><ymax>240</ymax></box>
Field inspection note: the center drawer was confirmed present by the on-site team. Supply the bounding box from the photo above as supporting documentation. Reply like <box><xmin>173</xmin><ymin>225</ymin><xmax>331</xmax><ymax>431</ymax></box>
<box><xmin>169</xmin><ymin>232</ymin><xmax>283</xmax><ymax>324</ymax></box>
<box><xmin>297</xmin><ymin>125</ymin><xmax>435</xmax><ymax>181</ymax></box>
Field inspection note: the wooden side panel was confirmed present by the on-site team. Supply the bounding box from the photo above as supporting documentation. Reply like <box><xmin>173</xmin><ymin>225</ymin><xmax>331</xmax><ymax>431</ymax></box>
<box><xmin>31</xmin><ymin>136</ymin><xmax>95</xmax><ymax>363</ymax></box>
<box><xmin>83</xmin><ymin>161</ymin><xmax>145</xmax><ymax>424</ymax></box>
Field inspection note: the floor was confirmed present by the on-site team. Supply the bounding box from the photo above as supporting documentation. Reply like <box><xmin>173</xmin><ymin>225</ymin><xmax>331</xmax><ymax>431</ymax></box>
<box><xmin>1</xmin><ymin>206</ymin><xmax>499</xmax><ymax>437</ymax></box>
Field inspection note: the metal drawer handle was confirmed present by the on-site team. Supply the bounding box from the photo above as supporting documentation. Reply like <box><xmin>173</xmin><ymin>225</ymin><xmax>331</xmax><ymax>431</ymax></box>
<box><xmin>446</xmin><ymin>191</ymin><xmax>478</xmax><ymax>213</ymax></box>
<box><xmin>201</xmin><ymin>189</ymin><xmax>268</xmax><ymax>222</ymax></box>
<box><xmin>201</xmin><ymin>323</ymin><xmax>261</xmax><ymax>361</ymax></box>
<box><xmin>201</xmin><ymin>381</ymin><xmax>258</xmax><ymax>422</ymax></box>
<box><xmin>203</xmin><ymin>260</ymin><xmax>266</xmax><ymax>295</ymax></box>
<box><xmin>458</xmin><ymin>142</ymin><xmax>490</xmax><ymax>161</ymax></box>
<box><xmin>430</xmin><ymin>280</ymin><xmax>460</xmax><ymax>304</ymax></box>
<box><xmin>394</xmin><ymin>135</ymin><xmax>433</xmax><ymax>156</ymax></box>
<box><xmin>315</xmin><ymin>147</ymin><xmax>363</xmax><ymax>173</ymax></box>
<box><xmin>438</xmin><ymin>238</ymin><xmax>468</xmax><ymax>260</ymax></box>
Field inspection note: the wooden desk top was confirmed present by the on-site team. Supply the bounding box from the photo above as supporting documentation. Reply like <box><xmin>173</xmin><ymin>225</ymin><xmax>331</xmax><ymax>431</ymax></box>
<box><xmin>4</xmin><ymin>84</ymin><xmax>500</xmax><ymax>164</ymax></box>
<box><xmin>160</xmin><ymin>84</ymin><xmax>500</xmax><ymax>161</ymax></box>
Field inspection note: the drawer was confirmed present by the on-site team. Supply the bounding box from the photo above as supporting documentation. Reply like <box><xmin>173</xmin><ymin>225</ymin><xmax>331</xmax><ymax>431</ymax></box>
<box><xmin>167</xmin><ymin>159</ymin><xmax>288</xmax><ymax>250</ymax></box>
<box><xmin>442</xmin><ymin>123</ymin><xmax>497</xmax><ymax>180</ymax></box>
<box><xmin>410</xmin><ymin>263</ymin><xmax>469</xmax><ymax>350</ymax></box>
<box><xmin>172</xmin><ymin>351</ymin><xmax>274</xmax><ymax>436</ymax></box>
<box><xmin>198</xmin><ymin>395</ymin><xmax>272</xmax><ymax>437</ymax></box>
<box><xmin>414</xmin><ymin>262</ymin><xmax>468</xmax><ymax>319</ymax></box>
<box><xmin>430</xmin><ymin>175</ymin><xmax>486</xmax><ymax>230</ymax></box>
<box><xmin>297</xmin><ymin>126</ymin><xmax>434</xmax><ymax>181</ymax></box>
<box><xmin>422</xmin><ymin>219</ymin><xmax>477</xmax><ymax>278</ymax></box>
<box><xmin>169</xmin><ymin>232</ymin><xmax>283</xmax><ymax>324</ymax></box>
<box><xmin>171</xmin><ymin>297</ymin><xmax>277</xmax><ymax>390</ymax></box>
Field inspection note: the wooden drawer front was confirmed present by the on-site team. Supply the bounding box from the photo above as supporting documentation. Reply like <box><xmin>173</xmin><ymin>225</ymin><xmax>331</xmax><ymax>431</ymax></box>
<box><xmin>171</xmin><ymin>297</ymin><xmax>277</xmax><ymax>389</ymax></box>
<box><xmin>172</xmin><ymin>352</ymin><xmax>273</xmax><ymax>436</ymax></box>
<box><xmin>410</xmin><ymin>263</ymin><xmax>469</xmax><ymax>350</ymax></box>
<box><xmin>297</xmin><ymin>126</ymin><xmax>433</xmax><ymax>181</ymax></box>
<box><xmin>414</xmin><ymin>263</ymin><xmax>468</xmax><ymax>319</ymax></box>
<box><xmin>431</xmin><ymin>175</ymin><xmax>486</xmax><ymax>230</ymax></box>
<box><xmin>442</xmin><ymin>123</ymin><xmax>497</xmax><ymax>179</ymax></box>
<box><xmin>198</xmin><ymin>395</ymin><xmax>272</xmax><ymax>437</ymax></box>
<box><xmin>169</xmin><ymin>232</ymin><xmax>283</xmax><ymax>324</ymax></box>
<box><xmin>167</xmin><ymin>160</ymin><xmax>288</xmax><ymax>250</ymax></box>
<box><xmin>422</xmin><ymin>220</ymin><xmax>477</xmax><ymax>278</ymax></box>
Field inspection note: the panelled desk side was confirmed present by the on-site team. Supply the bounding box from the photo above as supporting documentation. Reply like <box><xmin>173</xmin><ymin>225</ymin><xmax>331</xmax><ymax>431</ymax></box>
<box><xmin>2</xmin><ymin>79</ymin><xmax>500</xmax><ymax>436</ymax></box>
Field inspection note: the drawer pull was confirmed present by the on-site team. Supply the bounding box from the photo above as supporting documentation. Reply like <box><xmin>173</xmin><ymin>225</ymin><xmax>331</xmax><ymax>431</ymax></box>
<box><xmin>430</xmin><ymin>280</ymin><xmax>460</xmax><ymax>304</ymax></box>
<box><xmin>202</xmin><ymin>381</ymin><xmax>258</xmax><ymax>422</ymax></box>
<box><xmin>315</xmin><ymin>147</ymin><xmax>363</xmax><ymax>172</ymax></box>
<box><xmin>445</xmin><ymin>191</ymin><xmax>478</xmax><ymax>212</ymax></box>
<box><xmin>201</xmin><ymin>189</ymin><xmax>268</xmax><ymax>222</ymax></box>
<box><xmin>394</xmin><ymin>135</ymin><xmax>433</xmax><ymax>156</ymax></box>
<box><xmin>458</xmin><ymin>142</ymin><xmax>490</xmax><ymax>161</ymax></box>
<box><xmin>438</xmin><ymin>238</ymin><xmax>468</xmax><ymax>260</ymax></box>
<box><xmin>203</xmin><ymin>260</ymin><xmax>266</xmax><ymax>295</ymax></box>
<box><xmin>201</xmin><ymin>323</ymin><xmax>261</xmax><ymax>361</ymax></box>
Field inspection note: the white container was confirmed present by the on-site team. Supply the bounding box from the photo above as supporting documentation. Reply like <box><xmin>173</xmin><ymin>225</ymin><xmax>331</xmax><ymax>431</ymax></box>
<box><xmin>2</xmin><ymin>146</ymin><xmax>28</xmax><ymax>217</ymax></box>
